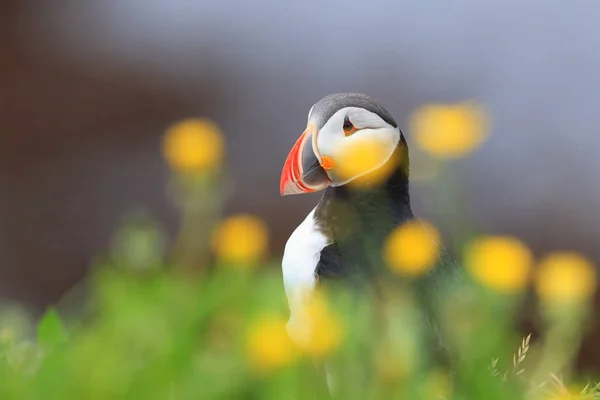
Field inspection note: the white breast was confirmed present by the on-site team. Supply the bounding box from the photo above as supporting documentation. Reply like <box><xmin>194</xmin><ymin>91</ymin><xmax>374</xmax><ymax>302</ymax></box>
<box><xmin>281</xmin><ymin>208</ymin><xmax>330</xmax><ymax>334</ymax></box>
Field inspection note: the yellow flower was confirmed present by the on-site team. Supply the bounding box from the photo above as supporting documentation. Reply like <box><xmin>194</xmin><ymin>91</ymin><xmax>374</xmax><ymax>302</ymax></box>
<box><xmin>335</xmin><ymin>137</ymin><xmax>400</xmax><ymax>188</ymax></box>
<box><xmin>162</xmin><ymin>118</ymin><xmax>224</xmax><ymax>173</ymax></box>
<box><xmin>212</xmin><ymin>214</ymin><xmax>269</xmax><ymax>265</ymax></box>
<box><xmin>535</xmin><ymin>252</ymin><xmax>597</xmax><ymax>304</ymax></box>
<box><xmin>410</xmin><ymin>102</ymin><xmax>489</xmax><ymax>159</ymax></box>
<box><xmin>384</xmin><ymin>220</ymin><xmax>441</xmax><ymax>276</ymax></box>
<box><xmin>246</xmin><ymin>315</ymin><xmax>298</xmax><ymax>372</ymax></box>
<box><xmin>287</xmin><ymin>290</ymin><xmax>343</xmax><ymax>358</ymax></box>
<box><xmin>465</xmin><ymin>236</ymin><xmax>533</xmax><ymax>293</ymax></box>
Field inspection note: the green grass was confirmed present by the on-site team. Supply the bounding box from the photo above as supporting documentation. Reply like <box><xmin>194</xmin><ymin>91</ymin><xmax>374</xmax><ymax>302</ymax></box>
<box><xmin>0</xmin><ymin>174</ymin><xmax>597</xmax><ymax>400</ymax></box>
<box><xmin>0</xmin><ymin>248</ymin><xmax>596</xmax><ymax>399</ymax></box>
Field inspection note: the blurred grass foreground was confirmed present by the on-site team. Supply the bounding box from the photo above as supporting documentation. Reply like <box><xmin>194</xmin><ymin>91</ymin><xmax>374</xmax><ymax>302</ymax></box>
<box><xmin>1</xmin><ymin>105</ymin><xmax>599</xmax><ymax>400</ymax></box>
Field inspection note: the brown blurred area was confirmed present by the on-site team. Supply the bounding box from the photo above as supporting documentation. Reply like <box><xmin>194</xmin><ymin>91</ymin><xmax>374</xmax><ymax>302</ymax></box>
<box><xmin>1</xmin><ymin>0</ymin><xmax>600</xmax><ymax>368</ymax></box>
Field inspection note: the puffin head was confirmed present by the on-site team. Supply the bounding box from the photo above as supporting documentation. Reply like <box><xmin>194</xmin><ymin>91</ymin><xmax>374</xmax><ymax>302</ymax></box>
<box><xmin>280</xmin><ymin>93</ymin><xmax>403</xmax><ymax>195</ymax></box>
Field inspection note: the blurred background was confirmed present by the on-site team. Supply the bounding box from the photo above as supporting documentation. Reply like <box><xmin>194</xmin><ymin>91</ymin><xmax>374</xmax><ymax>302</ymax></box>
<box><xmin>1</xmin><ymin>0</ymin><xmax>600</xmax><ymax>366</ymax></box>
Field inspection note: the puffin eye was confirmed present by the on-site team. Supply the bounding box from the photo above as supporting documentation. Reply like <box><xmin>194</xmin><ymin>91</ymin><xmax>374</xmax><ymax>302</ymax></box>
<box><xmin>343</xmin><ymin>116</ymin><xmax>357</xmax><ymax>136</ymax></box>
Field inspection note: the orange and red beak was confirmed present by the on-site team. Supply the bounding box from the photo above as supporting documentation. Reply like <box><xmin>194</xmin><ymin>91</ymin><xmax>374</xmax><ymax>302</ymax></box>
<box><xmin>280</xmin><ymin>123</ymin><xmax>331</xmax><ymax>196</ymax></box>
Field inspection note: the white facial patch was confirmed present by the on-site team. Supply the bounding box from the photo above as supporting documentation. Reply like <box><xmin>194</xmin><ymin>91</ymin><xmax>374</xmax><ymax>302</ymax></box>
<box><xmin>316</xmin><ymin>107</ymin><xmax>400</xmax><ymax>186</ymax></box>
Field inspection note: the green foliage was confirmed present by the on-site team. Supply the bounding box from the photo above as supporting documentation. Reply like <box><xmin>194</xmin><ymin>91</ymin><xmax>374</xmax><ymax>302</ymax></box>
<box><xmin>0</xmin><ymin>170</ymin><xmax>596</xmax><ymax>399</ymax></box>
<box><xmin>37</xmin><ymin>309</ymin><xmax>69</xmax><ymax>350</ymax></box>
<box><xmin>0</xmin><ymin>253</ymin><xmax>596</xmax><ymax>399</ymax></box>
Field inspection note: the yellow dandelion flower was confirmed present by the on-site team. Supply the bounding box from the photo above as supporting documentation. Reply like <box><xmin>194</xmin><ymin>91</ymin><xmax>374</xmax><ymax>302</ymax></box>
<box><xmin>535</xmin><ymin>252</ymin><xmax>597</xmax><ymax>304</ymax></box>
<box><xmin>335</xmin><ymin>137</ymin><xmax>400</xmax><ymax>188</ymax></box>
<box><xmin>212</xmin><ymin>214</ymin><xmax>269</xmax><ymax>265</ymax></box>
<box><xmin>465</xmin><ymin>236</ymin><xmax>533</xmax><ymax>293</ymax></box>
<box><xmin>162</xmin><ymin>118</ymin><xmax>224</xmax><ymax>173</ymax></box>
<box><xmin>384</xmin><ymin>220</ymin><xmax>441</xmax><ymax>276</ymax></box>
<box><xmin>287</xmin><ymin>290</ymin><xmax>343</xmax><ymax>358</ymax></box>
<box><xmin>246</xmin><ymin>315</ymin><xmax>298</xmax><ymax>372</ymax></box>
<box><xmin>410</xmin><ymin>102</ymin><xmax>489</xmax><ymax>159</ymax></box>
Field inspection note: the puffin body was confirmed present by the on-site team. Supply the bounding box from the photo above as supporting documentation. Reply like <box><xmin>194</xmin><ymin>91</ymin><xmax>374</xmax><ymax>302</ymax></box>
<box><xmin>280</xmin><ymin>93</ymin><xmax>459</xmax><ymax>351</ymax></box>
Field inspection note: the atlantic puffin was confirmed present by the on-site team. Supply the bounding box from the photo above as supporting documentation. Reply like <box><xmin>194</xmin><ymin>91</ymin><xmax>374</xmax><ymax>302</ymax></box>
<box><xmin>279</xmin><ymin>93</ymin><xmax>461</xmax><ymax>358</ymax></box>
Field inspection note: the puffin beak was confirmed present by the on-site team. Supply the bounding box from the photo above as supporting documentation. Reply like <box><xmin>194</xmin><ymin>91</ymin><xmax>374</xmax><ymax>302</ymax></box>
<box><xmin>280</xmin><ymin>123</ymin><xmax>331</xmax><ymax>196</ymax></box>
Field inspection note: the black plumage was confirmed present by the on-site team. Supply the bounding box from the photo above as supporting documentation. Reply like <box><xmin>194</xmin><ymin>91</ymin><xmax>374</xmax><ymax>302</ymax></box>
<box><xmin>309</xmin><ymin>96</ymin><xmax>463</xmax><ymax>364</ymax></box>
<box><xmin>281</xmin><ymin>93</ymin><xmax>465</xmax><ymax>383</ymax></box>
